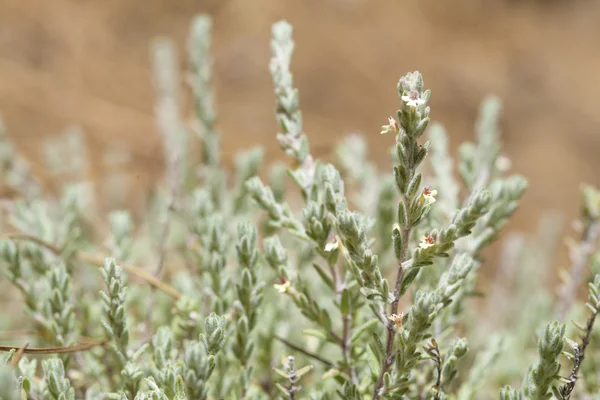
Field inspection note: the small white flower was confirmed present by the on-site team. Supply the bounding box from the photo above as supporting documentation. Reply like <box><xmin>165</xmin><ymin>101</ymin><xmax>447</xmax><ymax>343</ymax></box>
<box><xmin>324</xmin><ymin>241</ymin><xmax>339</xmax><ymax>252</ymax></box>
<box><xmin>388</xmin><ymin>312</ymin><xmax>403</xmax><ymax>329</ymax></box>
<box><xmin>421</xmin><ymin>187</ymin><xmax>438</xmax><ymax>205</ymax></box>
<box><xmin>274</xmin><ymin>278</ymin><xmax>291</xmax><ymax>294</ymax></box>
<box><xmin>380</xmin><ymin>117</ymin><xmax>399</xmax><ymax>135</ymax></box>
<box><xmin>325</xmin><ymin>235</ymin><xmax>341</xmax><ymax>252</ymax></box>
<box><xmin>401</xmin><ymin>91</ymin><xmax>425</xmax><ymax>108</ymax></box>
<box><xmin>419</xmin><ymin>235</ymin><xmax>435</xmax><ymax>249</ymax></box>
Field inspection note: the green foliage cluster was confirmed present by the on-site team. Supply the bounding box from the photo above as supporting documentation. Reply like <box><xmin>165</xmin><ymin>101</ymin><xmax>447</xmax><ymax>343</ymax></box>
<box><xmin>0</xmin><ymin>15</ymin><xmax>599</xmax><ymax>400</ymax></box>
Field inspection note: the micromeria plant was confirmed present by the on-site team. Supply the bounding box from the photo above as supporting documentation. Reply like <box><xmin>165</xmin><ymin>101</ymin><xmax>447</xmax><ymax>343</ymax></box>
<box><xmin>0</xmin><ymin>15</ymin><xmax>599</xmax><ymax>400</ymax></box>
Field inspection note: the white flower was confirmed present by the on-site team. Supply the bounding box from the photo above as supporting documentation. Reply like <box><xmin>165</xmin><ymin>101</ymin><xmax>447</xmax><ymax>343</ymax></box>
<box><xmin>421</xmin><ymin>187</ymin><xmax>438</xmax><ymax>205</ymax></box>
<box><xmin>388</xmin><ymin>312</ymin><xmax>403</xmax><ymax>329</ymax></box>
<box><xmin>274</xmin><ymin>279</ymin><xmax>291</xmax><ymax>294</ymax></box>
<box><xmin>324</xmin><ymin>241</ymin><xmax>339</xmax><ymax>252</ymax></box>
<box><xmin>324</xmin><ymin>236</ymin><xmax>341</xmax><ymax>252</ymax></box>
<box><xmin>401</xmin><ymin>91</ymin><xmax>425</xmax><ymax>108</ymax></box>
<box><xmin>380</xmin><ymin>117</ymin><xmax>399</xmax><ymax>135</ymax></box>
<box><xmin>418</xmin><ymin>235</ymin><xmax>435</xmax><ymax>249</ymax></box>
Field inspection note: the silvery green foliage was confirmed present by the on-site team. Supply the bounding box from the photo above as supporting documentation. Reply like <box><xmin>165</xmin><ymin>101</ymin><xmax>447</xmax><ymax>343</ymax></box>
<box><xmin>0</xmin><ymin>362</ymin><xmax>18</xmax><ymax>400</ymax></box>
<box><xmin>2</xmin><ymin>239</ymin><xmax>77</xmax><ymax>350</ymax></box>
<box><xmin>7</xmin><ymin>186</ymin><xmax>84</xmax><ymax>264</ymax></box>
<box><xmin>41</xmin><ymin>262</ymin><xmax>76</xmax><ymax>348</ymax></box>
<box><xmin>182</xmin><ymin>313</ymin><xmax>226</xmax><ymax>399</ymax></box>
<box><xmin>188</xmin><ymin>15</ymin><xmax>219</xmax><ymax>167</ymax></box>
<box><xmin>100</xmin><ymin>258</ymin><xmax>147</xmax><ymax>396</ymax></box>
<box><xmin>133</xmin><ymin>377</ymin><xmax>185</xmax><ymax>400</ymax></box>
<box><xmin>500</xmin><ymin>386</ymin><xmax>523</xmax><ymax>400</ymax></box>
<box><xmin>100</xmin><ymin>258</ymin><xmax>130</xmax><ymax>364</ymax></box>
<box><xmin>42</xmin><ymin>358</ymin><xmax>75</xmax><ymax>400</ymax></box>
<box><xmin>273</xmin><ymin>356</ymin><xmax>313</xmax><ymax>399</ymax></box>
<box><xmin>150</xmin><ymin>327</ymin><xmax>181</xmax><ymax>398</ymax></box>
<box><xmin>1</xmin><ymin>14</ymin><xmax>600</xmax><ymax>400</ymax></box>
<box><xmin>151</xmin><ymin>37</ymin><xmax>188</xmax><ymax>196</ymax></box>
<box><xmin>270</xmin><ymin>21</ymin><xmax>315</xmax><ymax>199</ymax></box>
<box><xmin>524</xmin><ymin>321</ymin><xmax>566</xmax><ymax>399</ymax></box>
<box><xmin>232</xmin><ymin>222</ymin><xmax>264</xmax><ymax>395</ymax></box>
<box><xmin>14</xmin><ymin>357</ymin><xmax>42</xmax><ymax>399</ymax></box>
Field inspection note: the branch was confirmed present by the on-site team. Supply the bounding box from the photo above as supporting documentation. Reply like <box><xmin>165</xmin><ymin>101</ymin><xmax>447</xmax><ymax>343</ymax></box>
<box><xmin>273</xmin><ymin>334</ymin><xmax>334</xmax><ymax>368</ymax></box>
<box><xmin>424</xmin><ymin>339</ymin><xmax>443</xmax><ymax>400</ymax></box>
<box><xmin>8</xmin><ymin>342</ymin><xmax>28</xmax><ymax>368</ymax></box>
<box><xmin>0</xmin><ymin>339</ymin><xmax>107</xmax><ymax>355</ymax></box>
<box><xmin>559</xmin><ymin>297</ymin><xmax>599</xmax><ymax>398</ymax></box>
<box><xmin>373</xmin><ymin>225</ymin><xmax>411</xmax><ymax>398</ymax></box>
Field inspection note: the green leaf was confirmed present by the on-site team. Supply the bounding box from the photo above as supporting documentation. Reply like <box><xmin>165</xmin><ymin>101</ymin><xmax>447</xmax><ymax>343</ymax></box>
<box><xmin>273</xmin><ymin>368</ymin><xmax>289</xmax><ymax>379</ymax></box>
<box><xmin>407</xmin><ymin>173</ymin><xmax>422</xmax><ymax>198</ymax></box>
<box><xmin>399</xmin><ymin>268</ymin><xmax>420</xmax><ymax>296</ymax></box>
<box><xmin>351</xmin><ymin>319</ymin><xmax>379</xmax><ymax>343</ymax></box>
<box><xmin>296</xmin><ymin>365</ymin><xmax>313</xmax><ymax>378</ymax></box>
<box><xmin>275</xmin><ymin>383</ymin><xmax>290</xmax><ymax>396</ymax></box>
<box><xmin>302</xmin><ymin>329</ymin><xmax>328</xmax><ymax>340</ymax></box>
<box><xmin>311</xmin><ymin>263</ymin><xmax>335</xmax><ymax>290</ymax></box>
<box><xmin>341</xmin><ymin>288</ymin><xmax>351</xmax><ymax>316</ymax></box>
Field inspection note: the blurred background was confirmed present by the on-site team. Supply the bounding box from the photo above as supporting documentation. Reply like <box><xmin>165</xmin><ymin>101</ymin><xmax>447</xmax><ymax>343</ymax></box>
<box><xmin>1</xmin><ymin>0</ymin><xmax>599</xmax><ymax>268</ymax></box>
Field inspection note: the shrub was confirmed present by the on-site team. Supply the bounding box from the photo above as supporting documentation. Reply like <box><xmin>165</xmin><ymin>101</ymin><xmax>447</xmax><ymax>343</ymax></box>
<box><xmin>0</xmin><ymin>15</ymin><xmax>599</xmax><ymax>400</ymax></box>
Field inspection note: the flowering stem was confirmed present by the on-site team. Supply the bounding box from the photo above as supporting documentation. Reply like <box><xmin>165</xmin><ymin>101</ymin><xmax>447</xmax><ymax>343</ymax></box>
<box><xmin>559</xmin><ymin>311</ymin><xmax>597</xmax><ymax>399</ymax></box>
<box><xmin>559</xmin><ymin>275</ymin><xmax>600</xmax><ymax>399</ymax></box>
<box><xmin>374</xmin><ymin>225</ymin><xmax>411</xmax><ymax>399</ymax></box>
<box><xmin>374</xmin><ymin>151</ymin><xmax>417</xmax><ymax>399</ymax></box>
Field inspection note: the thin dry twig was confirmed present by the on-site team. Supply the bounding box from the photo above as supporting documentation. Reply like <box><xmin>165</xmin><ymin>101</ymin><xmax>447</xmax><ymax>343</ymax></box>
<box><xmin>273</xmin><ymin>334</ymin><xmax>334</xmax><ymax>368</ymax></box>
<box><xmin>559</xmin><ymin>300</ymin><xmax>599</xmax><ymax>398</ymax></box>
<box><xmin>9</xmin><ymin>342</ymin><xmax>29</xmax><ymax>368</ymax></box>
<box><xmin>0</xmin><ymin>339</ymin><xmax>107</xmax><ymax>355</ymax></box>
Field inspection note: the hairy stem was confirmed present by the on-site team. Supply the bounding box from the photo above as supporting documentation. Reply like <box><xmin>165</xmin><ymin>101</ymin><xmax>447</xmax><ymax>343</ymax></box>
<box><xmin>374</xmin><ymin>225</ymin><xmax>411</xmax><ymax>399</ymax></box>
<box><xmin>373</xmin><ymin>140</ymin><xmax>418</xmax><ymax>398</ymax></box>
<box><xmin>559</xmin><ymin>307</ymin><xmax>598</xmax><ymax>398</ymax></box>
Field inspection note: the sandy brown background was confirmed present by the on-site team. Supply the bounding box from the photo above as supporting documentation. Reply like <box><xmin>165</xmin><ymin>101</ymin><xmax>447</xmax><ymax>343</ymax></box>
<box><xmin>1</xmin><ymin>0</ymin><xmax>599</xmax><ymax>268</ymax></box>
